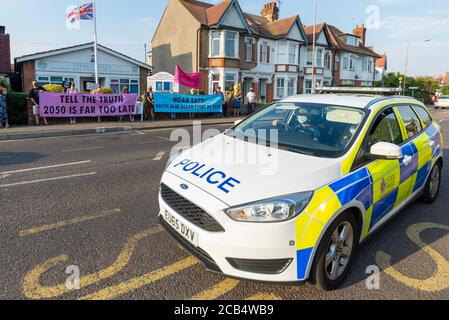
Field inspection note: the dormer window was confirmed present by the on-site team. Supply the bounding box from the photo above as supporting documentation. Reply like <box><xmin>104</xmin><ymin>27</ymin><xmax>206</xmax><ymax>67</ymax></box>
<box><xmin>346</xmin><ymin>35</ymin><xmax>359</xmax><ymax>47</ymax></box>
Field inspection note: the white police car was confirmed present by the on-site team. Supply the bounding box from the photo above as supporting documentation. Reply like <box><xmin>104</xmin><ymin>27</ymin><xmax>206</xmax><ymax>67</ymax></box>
<box><xmin>158</xmin><ymin>95</ymin><xmax>443</xmax><ymax>290</ymax></box>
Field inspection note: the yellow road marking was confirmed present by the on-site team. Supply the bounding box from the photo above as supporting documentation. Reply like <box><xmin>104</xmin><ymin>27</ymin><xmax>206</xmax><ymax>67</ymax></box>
<box><xmin>79</xmin><ymin>257</ymin><xmax>198</xmax><ymax>300</ymax></box>
<box><xmin>22</xmin><ymin>225</ymin><xmax>163</xmax><ymax>299</ymax></box>
<box><xmin>19</xmin><ymin>208</ymin><xmax>122</xmax><ymax>237</ymax></box>
<box><xmin>376</xmin><ymin>222</ymin><xmax>449</xmax><ymax>292</ymax></box>
<box><xmin>190</xmin><ymin>278</ymin><xmax>240</xmax><ymax>300</ymax></box>
<box><xmin>246</xmin><ymin>293</ymin><xmax>282</xmax><ymax>300</ymax></box>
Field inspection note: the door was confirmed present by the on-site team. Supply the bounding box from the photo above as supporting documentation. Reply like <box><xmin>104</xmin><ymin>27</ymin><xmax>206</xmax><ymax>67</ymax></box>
<box><xmin>395</xmin><ymin>105</ymin><xmax>431</xmax><ymax>194</ymax></box>
<box><xmin>353</xmin><ymin>106</ymin><xmax>404</xmax><ymax>231</ymax></box>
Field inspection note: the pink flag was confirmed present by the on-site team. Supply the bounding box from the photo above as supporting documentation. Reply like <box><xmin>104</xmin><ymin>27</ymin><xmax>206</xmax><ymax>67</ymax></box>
<box><xmin>174</xmin><ymin>65</ymin><xmax>201</xmax><ymax>89</ymax></box>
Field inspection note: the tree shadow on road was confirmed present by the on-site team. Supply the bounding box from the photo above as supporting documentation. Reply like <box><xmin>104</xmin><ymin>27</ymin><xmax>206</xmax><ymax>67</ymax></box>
<box><xmin>0</xmin><ymin>152</ymin><xmax>46</xmax><ymax>169</ymax></box>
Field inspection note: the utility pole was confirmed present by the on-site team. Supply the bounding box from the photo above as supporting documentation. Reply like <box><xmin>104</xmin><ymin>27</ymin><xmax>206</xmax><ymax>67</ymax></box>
<box><xmin>311</xmin><ymin>0</ymin><xmax>317</xmax><ymax>94</ymax></box>
<box><xmin>402</xmin><ymin>43</ymin><xmax>410</xmax><ymax>96</ymax></box>
<box><xmin>144</xmin><ymin>43</ymin><xmax>147</xmax><ymax>64</ymax></box>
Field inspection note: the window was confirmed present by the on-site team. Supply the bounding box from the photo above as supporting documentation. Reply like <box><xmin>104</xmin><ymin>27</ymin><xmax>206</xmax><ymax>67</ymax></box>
<box><xmin>37</xmin><ymin>76</ymin><xmax>74</xmax><ymax>87</ymax></box>
<box><xmin>306</xmin><ymin>48</ymin><xmax>313</xmax><ymax>66</ymax></box>
<box><xmin>368</xmin><ymin>58</ymin><xmax>373</xmax><ymax>72</ymax></box>
<box><xmin>225</xmin><ymin>31</ymin><xmax>236</xmax><ymax>57</ymax></box>
<box><xmin>367</xmin><ymin>108</ymin><xmax>403</xmax><ymax>148</ymax></box>
<box><xmin>341</xmin><ymin>80</ymin><xmax>355</xmax><ymax>86</ymax></box>
<box><xmin>397</xmin><ymin>105</ymin><xmax>423</xmax><ymax>139</ymax></box>
<box><xmin>111</xmin><ymin>79</ymin><xmax>139</xmax><ymax>93</ymax></box>
<box><xmin>413</xmin><ymin>105</ymin><xmax>432</xmax><ymax>127</ymax></box>
<box><xmin>305</xmin><ymin>80</ymin><xmax>312</xmax><ymax>94</ymax></box>
<box><xmin>211</xmin><ymin>31</ymin><xmax>221</xmax><ymax>56</ymax></box>
<box><xmin>276</xmin><ymin>78</ymin><xmax>285</xmax><ymax>98</ymax></box>
<box><xmin>343</xmin><ymin>55</ymin><xmax>349</xmax><ymax>70</ymax></box>
<box><xmin>260</xmin><ymin>42</ymin><xmax>268</xmax><ymax>63</ymax></box>
<box><xmin>324</xmin><ymin>52</ymin><xmax>331</xmax><ymax>69</ymax></box>
<box><xmin>287</xmin><ymin>78</ymin><xmax>295</xmax><ymax>96</ymax></box>
<box><xmin>316</xmin><ymin>48</ymin><xmax>323</xmax><ymax>67</ymax></box>
<box><xmin>278</xmin><ymin>43</ymin><xmax>287</xmax><ymax>64</ymax></box>
<box><xmin>288</xmin><ymin>43</ymin><xmax>297</xmax><ymax>65</ymax></box>
<box><xmin>246</xmin><ymin>38</ymin><xmax>254</xmax><ymax>61</ymax></box>
<box><xmin>362</xmin><ymin>58</ymin><xmax>368</xmax><ymax>72</ymax></box>
<box><xmin>349</xmin><ymin>55</ymin><xmax>355</xmax><ymax>70</ymax></box>
<box><xmin>346</xmin><ymin>36</ymin><xmax>359</xmax><ymax>46</ymax></box>
<box><xmin>224</xmin><ymin>74</ymin><xmax>236</xmax><ymax>91</ymax></box>
<box><xmin>228</xmin><ymin>103</ymin><xmax>366</xmax><ymax>158</ymax></box>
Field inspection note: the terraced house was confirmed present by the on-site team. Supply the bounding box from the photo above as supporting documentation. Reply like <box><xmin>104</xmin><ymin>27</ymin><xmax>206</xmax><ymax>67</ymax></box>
<box><xmin>152</xmin><ymin>0</ymin><xmax>381</xmax><ymax>103</ymax></box>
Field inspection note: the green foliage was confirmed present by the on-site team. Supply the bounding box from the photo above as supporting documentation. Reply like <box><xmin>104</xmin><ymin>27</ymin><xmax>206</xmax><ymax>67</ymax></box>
<box><xmin>6</xmin><ymin>92</ymin><xmax>28</xmax><ymax>125</ymax></box>
<box><xmin>442</xmin><ymin>84</ymin><xmax>449</xmax><ymax>95</ymax></box>
<box><xmin>43</xmin><ymin>84</ymin><xmax>64</xmax><ymax>93</ymax></box>
<box><xmin>91</xmin><ymin>87</ymin><xmax>114</xmax><ymax>94</ymax></box>
<box><xmin>183</xmin><ymin>89</ymin><xmax>205</xmax><ymax>95</ymax></box>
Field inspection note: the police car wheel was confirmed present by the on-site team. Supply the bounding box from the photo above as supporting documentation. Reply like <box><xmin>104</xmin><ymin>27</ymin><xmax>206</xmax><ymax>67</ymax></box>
<box><xmin>420</xmin><ymin>163</ymin><xmax>442</xmax><ymax>204</ymax></box>
<box><xmin>310</xmin><ymin>211</ymin><xmax>359</xmax><ymax>291</ymax></box>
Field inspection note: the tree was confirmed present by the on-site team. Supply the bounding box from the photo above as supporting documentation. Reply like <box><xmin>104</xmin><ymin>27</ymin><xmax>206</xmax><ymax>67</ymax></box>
<box><xmin>442</xmin><ymin>84</ymin><xmax>449</xmax><ymax>95</ymax></box>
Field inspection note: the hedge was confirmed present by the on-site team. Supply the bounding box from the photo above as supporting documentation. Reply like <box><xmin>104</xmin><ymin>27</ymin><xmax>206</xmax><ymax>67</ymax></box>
<box><xmin>6</xmin><ymin>92</ymin><xmax>28</xmax><ymax>125</ymax></box>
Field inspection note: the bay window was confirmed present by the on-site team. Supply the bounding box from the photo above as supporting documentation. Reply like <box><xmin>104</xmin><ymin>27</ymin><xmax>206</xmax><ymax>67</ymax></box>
<box><xmin>276</xmin><ymin>78</ymin><xmax>285</xmax><ymax>98</ymax></box>
<box><xmin>278</xmin><ymin>43</ymin><xmax>287</xmax><ymax>64</ymax></box>
<box><xmin>211</xmin><ymin>31</ymin><xmax>221</xmax><ymax>57</ymax></box>
<box><xmin>287</xmin><ymin>78</ymin><xmax>296</xmax><ymax>96</ymax></box>
<box><xmin>225</xmin><ymin>31</ymin><xmax>236</xmax><ymax>58</ymax></box>
<box><xmin>260</xmin><ymin>42</ymin><xmax>268</xmax><ymax>63</ymax></box>
<box><xmin>316</xmin><ymin>48</ymin><xmax>323</xmax><ymax>67</ymax></box>
<box><xmin>246</xmin><ymin>38</ymin><xmax>254</xmax><ymax>61</ymax></box>
<box><xmin>224</xmin><ymin>74</ymin><xmax>236</xmax><ymax>92</ymax></box>
<box><xmin>306</xmin><ymin>48</ymin><xmax>313</xmax><ymax>66</ymax></box>
<box><xmin>288</xmin><ymin>43</ymin><xmax>297</xmax><ymax>65</ymax></box>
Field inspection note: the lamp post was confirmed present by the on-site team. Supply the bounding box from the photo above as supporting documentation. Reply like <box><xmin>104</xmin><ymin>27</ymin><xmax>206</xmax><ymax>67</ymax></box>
<box><xmin>311</xmin><ymin>0</ymin><xmax>317</xmax><ymax>94</ymax></box>
<box><xmin>403</xmin><ymin>39</ymin><xmax>432</xmax><ymax>95</ymax></box>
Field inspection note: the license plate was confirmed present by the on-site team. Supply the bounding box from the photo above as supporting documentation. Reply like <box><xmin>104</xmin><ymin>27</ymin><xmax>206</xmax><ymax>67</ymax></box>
<box><xmin>163</xmin><ymin>210</ymin><xmax>199</xmax><ymax>247</ymax></box>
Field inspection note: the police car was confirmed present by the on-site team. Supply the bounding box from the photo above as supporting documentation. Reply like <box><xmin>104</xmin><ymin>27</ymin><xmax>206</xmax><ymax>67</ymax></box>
<box><xmin>158</xmin><ymin>95</ymin><xmax>444</xmax><ymax>290</ymax></box>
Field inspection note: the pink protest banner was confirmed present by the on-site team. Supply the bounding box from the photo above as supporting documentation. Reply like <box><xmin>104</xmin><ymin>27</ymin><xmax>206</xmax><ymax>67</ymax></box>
<box><xmin>39</xmin><ymin>92</ymin><xmax>138</xmax><ymax>117</ymax></box>
<box><xmin>174</xmin><ymin>64</ymin><xmax>200</xmax><ymax>89</ymax></box>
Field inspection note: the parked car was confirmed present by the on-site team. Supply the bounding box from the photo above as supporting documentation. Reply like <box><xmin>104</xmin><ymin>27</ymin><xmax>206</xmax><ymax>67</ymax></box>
<box><xmin>434</xmin><ymin>95</ymin><xmax>449</xmax><ymax>109</ymax></box>
<box><xmin>158</xmin><ymin>95</ymin><xmax>444</xmax><ymax>290</ymax></box>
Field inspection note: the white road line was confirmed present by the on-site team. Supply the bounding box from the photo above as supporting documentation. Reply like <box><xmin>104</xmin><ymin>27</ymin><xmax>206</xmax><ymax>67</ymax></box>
<box><xmin>0</xmin><ymin>172</ymin><xmax>97</xmax><ymax>188</ymax></box>
<box><xmin>156</xmin><ymin>136</ymin><xmax>170</xmax><ymax>141</ymax></box>
<box><xmin>61</xmin><ymin>146</ymin><xmax>104</xmax><ymax>153</ymax></box>
<box><xmin>153</xmin><ymin>152</ymin><xmax>166</xmax><ymax>161</ymax></box>
<box><xmin>0</xmin><ymin>173</ymin><xmax>11</xmax><ymax>180</ymax></box>
<box><xmin>0</xmin><ymin>160</ymin><xmax>91</xmax><ymax>175</ymax></box>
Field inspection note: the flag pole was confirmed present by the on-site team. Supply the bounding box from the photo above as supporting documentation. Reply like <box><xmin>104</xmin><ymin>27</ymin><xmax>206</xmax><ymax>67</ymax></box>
<box><xmin>311</xmin><ymin>0</ymin><xmax>317</xmax><ymax>94</ymax></box>
<box><xmin>92</xmin><ymin>0</ymin><xmax>99</xmax><ymax>88</ymax></box>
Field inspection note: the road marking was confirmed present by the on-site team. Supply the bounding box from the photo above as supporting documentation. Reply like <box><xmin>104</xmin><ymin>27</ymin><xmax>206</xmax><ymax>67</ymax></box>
<box><xmin>190</xmin><ymin>279</ymin><xmax>240</xmax><ymax>300</ymax></box>
<box><xmin>0</xmin><ymin>160</ymin><xmax>91</xmax><ymax>175</ymax></box>
<box><xmin>79</xmin><ymin>257</ymin><xmax>198</xmax><ymax>300</ymax></box>
<box><xmin>0</xmin><ymin>172</ymin><xmax>97</xmax><ymax>188</ymax></box>
<box><xmin>132</xmin><ymin>130</ymin><xmax>146</xmax><ymax>135</ymax></box>
<box><xmin>376</xmin><ymin>222</ymin><xmax>449</xmax><ymax>292</ymax></box>
<box><xmin>61</xmin><ymin>146</ymin><xmax>104</xmax><ymax>153</ymax></box>
<box><xmin>156</xmin><ymin>136</ymin><xmax>170</xmax><ymax>141</ymax></box>
<box><xmin>246</xmin><ymin>293</ymin><xmax>282</xmax><ymax>300</ymax></box>
<box><xmin>0</xmin><ymin>173</ymin><xmax>10</xmax><ymax>180</ymax></box>
<box><xmin>22</xmin><ymin>226</ymin><xmax>164</xmax><ymax>299</ymax></box>
<box><xmin>153</xmin><ymin>151</ymin><xmax>166</xmax><ymax>161</ymax></box>
<box><xmin>19</xmin><ymin>208</ymin><xmax>122</xmax><ymax>237</ymax></box>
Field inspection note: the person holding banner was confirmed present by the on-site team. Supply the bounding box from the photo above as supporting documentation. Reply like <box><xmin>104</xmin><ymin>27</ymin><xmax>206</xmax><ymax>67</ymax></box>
<box><xmin>66</xmin><ymin>83</ymin><xmax>79</xmax><ymax>124</ymax></box>
<box><xmin>0</xmin><ymin>83</ymin><xmax>10</xmax><ymax>129</ymax></box>
<box><xmin>233</xmin><ymin>92</ymin><xmax>242</xmax><ymax>117</ymax></box>
<box><xmin>119</xmin><ymin>87</ymin><xmax>134</xmax><ymax>123</ymax></box>
<box><xmin>145</xmin><ymin>86</ymin><xmax>155</xmax><ymax>121</ymax></box>
<box><xmin>29</xmin><ymin>81</ymin><xmax>48</xmax><ymax>126</ymax></box>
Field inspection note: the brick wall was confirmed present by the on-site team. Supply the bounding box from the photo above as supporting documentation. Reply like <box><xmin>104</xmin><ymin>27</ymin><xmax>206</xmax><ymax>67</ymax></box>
<box><xmin>140</xmin><ymin>67</ymin><xmax>149</xmax><ymax>94</ymax></box>
<box><xmin>0</xmin><ymin>34</ymin><xmax>11</xmax><ymax>74</ymax></box>
<box><xmin>21</xmin><ymin>60</ymin><xmax>36</xmax><ymax>125</ymax></box>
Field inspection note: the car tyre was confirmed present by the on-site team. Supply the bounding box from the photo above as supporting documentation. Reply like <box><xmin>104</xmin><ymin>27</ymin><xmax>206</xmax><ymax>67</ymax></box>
<box><xmin>309</xmin><ymin>211</ymin><xmax>359</xmax><ymax>291</ymax></box>
<box><xmin>420</xmin><ymin>162</ymin><xmax>442</xmax><ymax>204</ymax></box>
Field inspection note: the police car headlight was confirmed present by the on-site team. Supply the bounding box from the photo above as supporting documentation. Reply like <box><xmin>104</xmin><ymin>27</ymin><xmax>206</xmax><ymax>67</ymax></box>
<box><xmin>225</xmin><ymin>192</ymin><xmax>313</xmax><ymax>223</ymax></box>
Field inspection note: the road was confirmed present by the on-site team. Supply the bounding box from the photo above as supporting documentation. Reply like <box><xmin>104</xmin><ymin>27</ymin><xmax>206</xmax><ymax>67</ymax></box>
<box><xmin>1</xmin><ymin>111</ymin><xmax>449</xmax><ymax>300</ymax></box>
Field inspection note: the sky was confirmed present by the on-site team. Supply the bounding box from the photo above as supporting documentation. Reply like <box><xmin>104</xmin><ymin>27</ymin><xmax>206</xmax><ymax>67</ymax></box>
<box><xmin>1</xmin><ymin>0</ymin><xmax>449</xmax><ymax>77</ymax></box>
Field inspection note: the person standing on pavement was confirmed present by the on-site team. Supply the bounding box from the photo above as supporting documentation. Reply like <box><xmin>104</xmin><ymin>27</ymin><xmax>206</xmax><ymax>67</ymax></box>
<box><xmin>29</xmin><ymin>81</ymin><xmax>49</xmax><ymax>126</ymax></box>
<box><xmin>67</xmin><ymin>83</ymin><xmax>79</xmax><ymax>124</ymax></box>
<box><xmin>146</xmin><ymin>86</ymin><xmax>155</xmax><ymax>121</ymax></box>
<box><xmin>233</xmin><ymin>92</ymin><xmax>242</xmax><ymax>117</ymax></box>
<box><xmin>215</xmin><ymin>87</ymin><xmax>227</xmax><ymax>118</ymax></box>
<box><xmin>0</xmin><ymin>83</ymin><xmax>10</xmax><ymax>129</ymax></box>
<box><xmin>246</xmin><ymin>88</ymin><xmax>257</xmax><ymax>115</ymax></box>
<box><xmin>119</xmin><ymin>87</ymin><xmax>134</xmax><ymax>122</ymax></box>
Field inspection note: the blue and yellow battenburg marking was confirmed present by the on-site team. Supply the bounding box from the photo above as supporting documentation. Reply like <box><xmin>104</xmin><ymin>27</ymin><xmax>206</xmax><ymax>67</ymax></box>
<box><xmin>294</xmin><ymin>122</ymin><xmax>442</xmax><ymax>280</ymax></box>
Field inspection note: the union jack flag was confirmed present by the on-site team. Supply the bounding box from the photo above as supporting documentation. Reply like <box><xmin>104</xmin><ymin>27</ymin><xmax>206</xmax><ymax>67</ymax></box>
<box><xmin>67</xmin><ymin>2</ymin><xmax>94</xmax><ymax>23</ymax></box>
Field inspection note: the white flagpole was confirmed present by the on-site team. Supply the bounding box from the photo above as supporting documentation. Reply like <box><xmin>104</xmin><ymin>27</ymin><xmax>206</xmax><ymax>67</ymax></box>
<box><xmin>92</xmin><ymin>0</ymin><xmax>99</xmax><ymax>88</ymax></box>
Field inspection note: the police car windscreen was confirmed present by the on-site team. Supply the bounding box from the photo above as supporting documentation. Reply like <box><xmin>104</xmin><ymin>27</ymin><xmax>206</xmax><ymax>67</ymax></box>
<box><xmin>227</xmin><ymin>102</ymin><xmax>366</xmax><ymax>158</ymax></box>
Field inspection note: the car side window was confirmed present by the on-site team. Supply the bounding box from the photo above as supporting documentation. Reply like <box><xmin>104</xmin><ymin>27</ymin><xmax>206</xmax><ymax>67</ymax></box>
<box><xmin>413</xmin><ymin>105</ymin><xmax>432</xmax><ymax>127</ymax></box>
<box><xmin>366</xmin><ymin>107</ymin><xmax>403</xmax><ymax>148</ymax></box>
<box><xmin>397</xmin><ymin>105</ymin><xmax>423</xmax><ymax>139</ymax></box>
<box><xmin>352</xmin><ymin>107</ymin><xmax>402</xmax><ymax>170</ymax></box>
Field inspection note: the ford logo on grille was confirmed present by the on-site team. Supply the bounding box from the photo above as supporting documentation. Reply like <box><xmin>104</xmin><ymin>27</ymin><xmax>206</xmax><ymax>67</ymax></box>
<box><xmin>180</xmin><ymin>184</ymin><xmax>189</xmax><ymax>190</ymax></box>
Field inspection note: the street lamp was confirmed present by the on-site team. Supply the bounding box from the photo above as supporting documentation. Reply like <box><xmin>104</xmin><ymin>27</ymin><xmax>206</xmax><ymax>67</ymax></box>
<box><xmin>311</xmin><ymin>0</ymin><xmax>317</xmax><ymax>94</ymax></box>
<box><xmin>403</xmin><ymin>39</ymin><xmax>432</xmax><ymax>95</ymax></box>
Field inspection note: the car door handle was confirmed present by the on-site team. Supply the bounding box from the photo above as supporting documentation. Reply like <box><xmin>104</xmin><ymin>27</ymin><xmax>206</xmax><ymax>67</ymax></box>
<box><xmin>429</xmin><ymin>140</ymin><xmax>436</xmax><ymax>148</ymax></box>
<box><xmin>403</xmin><ymin>155</ymin><xmax>413</xmax><ymax>166</ymax></box>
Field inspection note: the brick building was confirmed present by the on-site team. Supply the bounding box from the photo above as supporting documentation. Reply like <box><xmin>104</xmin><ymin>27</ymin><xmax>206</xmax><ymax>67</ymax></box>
<box><xmin>0</xmin><ymin>26</ymin><xmax>12</xmax><ymax>76</ymax></box>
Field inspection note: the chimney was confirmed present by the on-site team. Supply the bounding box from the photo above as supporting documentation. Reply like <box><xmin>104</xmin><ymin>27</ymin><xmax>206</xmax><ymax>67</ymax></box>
<box><xmin>353</xmin><ymin>24</ymin><xmax>366</xmax><ymax>45</ymax></box>
<box><xmin>261</xmin><ymin>1</ymin><xmax>279</xmax><ymax>22</ymax></box>
<box><xmin>0</xmin><ymin>26</ymin><xmax>5</xmax><ymax>35</ymax></box>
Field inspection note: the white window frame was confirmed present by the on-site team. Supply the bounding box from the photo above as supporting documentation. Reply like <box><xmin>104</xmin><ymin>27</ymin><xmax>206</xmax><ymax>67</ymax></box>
<box><xmin>306</xmin><ymin>48</ymin><xmax>313</xmax><ymax>66</ymax></box>
<box><xmin>210</xmin><ymin>31</ymin><xmax>221</xmax><ymax>57</ymax></box>
<box><xmin>316</xmin><ymin>48</ymin><xmax>323</xmax><ymax>67</ymax></box>
<box><xmin>260</xmin><ymin>41</ymin><xmax>268</xmax><ymax>64</ymax></box>
<box><xmin>288</xmin><ymin>43</ymin><xmax>297</xmax><ymax>65</ymax></box>
<box><xmin>225</xmin><ymin>31</ymin><xmax>238</xmax><ymax>58</ymax></box>
<box><xmin>287</xmin><ymin>78</ymin><xmax>296</xmax><ymax>96</ymax></box>
<box><xmin>276</xmin><ymin>77</ymin><xmax>285</xmax><ymax>99</ymax></box>
<box><xmin>245</xmin><ymin>37</ymin><xmax>254</xmax><ymax>62</ymax></box>
<box><xmin>277</xmin><ymin>42</ymin><xmax>287</xmax><ymax>64</ymax></box>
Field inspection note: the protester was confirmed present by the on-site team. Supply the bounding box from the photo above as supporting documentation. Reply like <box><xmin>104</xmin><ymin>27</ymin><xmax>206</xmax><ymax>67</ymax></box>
<box><xmin>0</xmin><ymin>83</ymin><xmax>10</xmax><ymax>129</ymax></box>
<box><xmin>169</xmin><ymin>89</ymin><xmax>176</xmax><ymax>120</ymax></box>
<box><xmin>119</xmin><ymin>87</ymin><xmax>134</xmax><ymax>122</ymax></box>
<box><xmin>29</xmin><ymin>81</ymin><xmax>48</xmax><ymax>126</ymax></box>
<box><xmin>66</xmin><ymin>83</ymin><xmax>79</xmax><ymax>124</ymax></box>
<box><xmin>215</xmin><ymin>87</ymin><xmax>227</xmax><ymax>118</ymax></box>
<box><xmin>189</xmin><ymin>88</ymin><xmax>195</xmax><ymax>119</ymax></box>
<box><xmin>146</xmin><ymin>86</ymin><xmax>155</xmax><ymax>121</ymax></box>
<box><xmin>233</xmin><ymin>92</ymin><xmax>242</xmax><ymax>117</ymax></box>
<box><xmin>246</xmin><ymin>88</ymin><xmax>256</xmax><ymax>115</ymax></box>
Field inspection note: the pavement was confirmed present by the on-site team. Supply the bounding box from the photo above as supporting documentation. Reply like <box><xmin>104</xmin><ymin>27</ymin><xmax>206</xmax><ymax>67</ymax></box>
<box><xmin>0</xmin><ymin>117</ymin><xmax>242</xmax><ymax>141</ymax></box>
<box><xmin>1</xmin><ymin>110</ymin><xmax>449</xmax><ymax>300</ymax></box>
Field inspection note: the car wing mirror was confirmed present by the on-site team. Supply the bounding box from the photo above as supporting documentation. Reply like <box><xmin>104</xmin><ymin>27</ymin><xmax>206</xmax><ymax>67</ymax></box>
<box><xmin>368</xmin><ymin>142</ymin><xmax>403</xmax><ymax>160</ymax></box>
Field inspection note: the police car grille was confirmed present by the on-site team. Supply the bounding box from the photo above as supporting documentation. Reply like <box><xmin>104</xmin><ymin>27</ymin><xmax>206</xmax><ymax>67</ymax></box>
<box><xmin>226</xmin><ymin>258</ymin><xmax>293</xmax><ymax>275</ymax></box>
<box><xmin>160</xmin><ymin>184</ymin><xmax>225</xmax><ymax>232</ymax></box>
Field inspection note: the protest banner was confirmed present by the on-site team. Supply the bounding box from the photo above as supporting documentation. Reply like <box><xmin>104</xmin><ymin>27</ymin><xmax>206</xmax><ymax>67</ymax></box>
<box><xmin>154</xmin><ymin>92</ymin><xmax>222</xmax><ymax>114</ymax></box>
<box><xmin>39</xmin><ymin>92</ymin><xmax>138</xmax><ymax>117</ymax></box>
